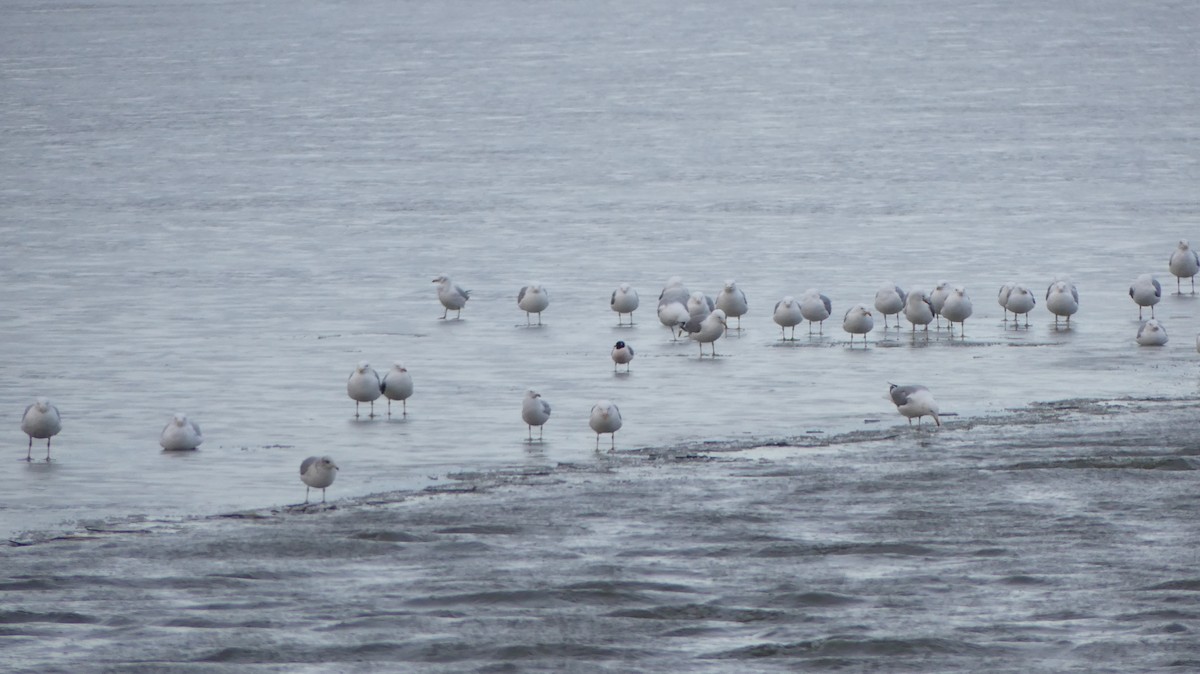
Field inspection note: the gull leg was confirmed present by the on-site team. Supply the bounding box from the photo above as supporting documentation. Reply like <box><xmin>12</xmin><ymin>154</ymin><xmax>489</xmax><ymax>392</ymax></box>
<box><xmin>369</xmin><ymin>401</ymin><xmax>376</xmax><ymax>419</ymax></box>
<box><xmin>46</xmin><ymin>438</ymin><xmax>51</xmax><ymax>462</ymax></box>
<box><xmin>321</xmin><ymin>488</ymin><xmax>326</xmax><ymax>504</ymax></box>
<box><xmin>305</xmin><ymin>486</ymin><xmax>311</xmax><ymax>504</ymax></box>
<box><xmin>26</xmin><ymin>436</ymin><xmax>33</xmax><ymax>462</ymax></box>
<box><xmin>355</xmin><ymin>401</ymin><xmax>360</xmax><ymax>418</ymax></box>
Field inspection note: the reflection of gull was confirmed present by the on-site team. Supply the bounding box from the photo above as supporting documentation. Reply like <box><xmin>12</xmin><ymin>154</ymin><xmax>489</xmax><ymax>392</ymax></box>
<box><xmin>1136</xmin><ymin>319</ymin><xmax>1168</xmax><ymax>346</ymax></box>
<box><xmin>773</xmin><ymin>296</ymin><xmax>803</xmax><ymax>340</ymax></box>
<box><xmin>929</xmin><ymin>280</ymin><xmax>951</xmax><ymax>327</ymax></box>
<box><xmin>160</xmin><ymin>413</ymin><xmax>203</xmax><ymax>451</ymax></box>
<box><xmin>432</xmin><ymin>274</ymin><xmax>470</xmax><ymax>319</ymax></box>
<box><xmin>842</xmin><ymin>305</ymin><xmax>874</xmax><ymax>346</ymax></box>
<box><xmin>517</xmin><ymin>283</ymin><xmax>549</xmax><ymax>325</ymax></box>
<box><xmin>941</xmin><ymin>286</ymin><xmax>973</xmax><ymax>337</ymax></box>
<box><xmin>381</xmin><ymin>363</ymin><xmax>414</xmax><ymax>417</ymax></box>
<box><xmin>799</xmin><ymin>289</ymin><xmax>832</xmax><ymax>334</ymax></box>
<box><xmin>300</xmin><ymin>456</ymin><xmax>338</xmax><ymax>503</ymax></box>
<box><xmin>690</xmin><ymin>309</ymin><xmax>727</xmax><ymax>357</ymax></box>
<box><xmin>589</xmin><ymin>400</ymin><xmax>622</xmax><ymax>450</ymax></box>
<box><xmin>716</xmin><ymin>280</ymin><xmax>749</xmax><ymax>331</ymax></box>
<box><xmin>1004</xmin><ymin>284</ymin><xmax>1036</xmax><ymax>326</ymax></box>
<box><xmin>347</xmin><ymin>361</ymin><xmax>382</xmax><ymax>418</ymax></box>
<box><xmin>874</xmin><ymin>284</ymin><xmax>906</xmax><ymax>328</ymax></box>
<box><xmin>1168</xmin><ymin>240</ymin><xmax>1199</xmax><ymax>294</ymax></box>
<box><xmin>997</xmin><ymin>282</ymin><xmax>1016</xmax><ymax>322</ymax></box>
<box><xmin>21</xmin><ymin>397</ymin><xmax>62</xmax><ymax>462</ymax></box>
<box><xmin>904</xmin><ymin>289</ymin><xmax>935</xmax><ymax>332</ymax></box>
<box><xmin>521</xmin><ymin>389</ymin><xmax>551</xmax><ymax>441</ymax></box>
<box><xmin>611</xmin><ymin>340</ymin><xmax>635</xmax><ymax>372</ymax></box>
<box><xmin>1129</xmin><ymin>274</ymin><xmax>1162</xmax><ymax>319</ymax></box>
<box><xmin>611</xmin><ymin>283</ymin><xmax>639</xmax><ymax>325</ymax></box>
<box><xmin>889</xmin><ymin>384</ymin><xmax>941</xmax><ymax>427</ymax></box>
<box><xmin>1045</xmin><ymin>280</ymin><xmax>1079</xmax><ymax>326</ymax></box>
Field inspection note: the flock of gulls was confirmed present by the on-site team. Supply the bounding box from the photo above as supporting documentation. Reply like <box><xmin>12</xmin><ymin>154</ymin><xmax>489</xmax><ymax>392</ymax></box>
<box><xmin>17</xmin><ymin>241</ymin><xmax>1200</xmax><ymax>504</ymax></box>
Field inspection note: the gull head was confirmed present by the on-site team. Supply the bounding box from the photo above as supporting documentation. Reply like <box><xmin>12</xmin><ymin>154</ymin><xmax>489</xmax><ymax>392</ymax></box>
<box><xmin>172</xmin><ymin>413</ymin><xmax>189</xmax><ymax>426</ymax></box>
<box><xmin>525</xmin><ymin>389</ymin><xmax>541</xmax><ymax>400</ymax></box>
<box><xmin>33</xmin><ymin>397</ymin><xmax>51</xmax><ymax>412</ymax></box>
<box><xmin>432</xmin><ymin>274</ymin><xmax>448</xmax><ymax>284</ymax></box>
<box><xmin>392</xmin><ymin>362</ymin><xmax>407</xmax><ymax>373</ymax></box>
<box><xmin>356</xmin><ymin>361</ymin><xmax>371</xmax><ymax>373</ymax></box>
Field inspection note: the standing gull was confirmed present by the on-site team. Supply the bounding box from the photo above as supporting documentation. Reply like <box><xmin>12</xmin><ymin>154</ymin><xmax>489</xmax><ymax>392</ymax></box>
<box><xmin>889</xmin><ymin>384</ymin><xmax>941</xmax><ymax>428</ymax></box>
<box><xmin>521</xmin><ymin>389</ymin><xmax>552</xmax><ymax>441</ymax></box>
<box><xmin>381</xmin><ymin>363</ymin><xmax>414</xmax><ymax>417</ymax></box>
<box><xmin>160</xmin><ymin>413</ymin><xmax>203</xmax><ymax>451</ymax></box>
<box><xmin>517</xmin><ymin>283</ymin><xmax>549</xmax><ymax>325</ymax></box>
<box><xmin>1168</xmin><ymin>240</ymin><xmax>1200</xmax><ymax>294</ymax></box>
<box><xmin>1045</xmin><ymin>280</ymin><xmax>1079</xmax><ymax>326</ymax></box>
<box><xmin>874</xmin><ymin>284</ymin><xmax>907</xmax><ymax>328</ymax></box>
<box><xmin>432</xmin><ymin>274</ymin><xmax>470</xmax><ymax>320</ymax></box>
<box><xmin>589</xmin><ymin>400</ymin><xmax>623</xmax><ymax>450</ymax></box>
<box><xmin>904</xmin><ymin>289</ymin><xmax>935</xmax><ymax>332</ymax></box>
<box><xmin>611</xmin><ymin>340</ymin><xmax>635</xmax><ymax>372</ymax></box>
<box><xmin>657</xmin><ymin>276</ymin><xmax>690</xmax><ymax>307</ymax></box>
<box><xmin>773</xmin><ymin>296</ymin><xmax>803</xmax><ymax>340</ymax></box>
<box><xmin>799</xmin><ymin>289</ymin><xmax>832</xmax><ymax>334</ymax></box>
<box><xmin>842</xmin><ymin>304</ymin><xmax>875</xmax><ymax>346</ymax></box>
<box><xmin>1136</xmin><ymin>319</ymin><xmax>1168</xmax><ymax>346</ymax></box>
<box><xmin>611</xmin><ymin>283</ymin><xmax>640</xmax><ymax>326</ymax></box>
<box><xmin>941</xmin><ymin>286</ymin><xmax>973</xmax><ymax>337</ymax></box>
<box><xmin>657</xmin><ymin>300</ymin><xmax>690</xmax><ymax>341</ymax></box>
<box><xmin>300</xmin><ymin>456</ymin><xmax>339</xmax><ymax>503</ymax></box>
<box><xmin>690</xmin><ymin>308</ymin><xmax>727</xmax><ymax>357</ymax></box>
<box><xmin>347</xmin><ymin>361</ymin><xmax>382</xmax><ymax>418</ymax></box>
<box><xmin>929</xmin><ymin>281</ymin><xmax>952</xmax><ymax>327</ymax></box>
<box><xmin>997</xmin><ymin>282</ymin><xmax>1016</xmax><ymax>322</ymax></box>
<box><xmin>1129</xmin><ymin>274</ymin><xmax>1162</xmax><ymax>319</ymax></box>
<box><xmin>20</xmin><ymin>397</ymin><xmax>62</xmax><ymax>462</ymax></box>
<box><xmin>680</xmin><ymin>291</ymin><xmax>716</xmax><ymax>336</ymax></box>
<box><xmin>1005</xmin><ymin>284</ymin><xmax>1036</xmax><ymax>327</ymax></box>
<box><xmin>715</xmin><ymin>280</ymin><xmax>749</xmax><ymax>331</ymax></box>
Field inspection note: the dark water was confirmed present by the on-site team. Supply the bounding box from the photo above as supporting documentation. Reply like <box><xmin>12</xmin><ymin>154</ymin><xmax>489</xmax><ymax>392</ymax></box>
<box><xmin>2</xmin><ymin>0</ymin><xmax>1199</xmax><ymax>670</ymax></box>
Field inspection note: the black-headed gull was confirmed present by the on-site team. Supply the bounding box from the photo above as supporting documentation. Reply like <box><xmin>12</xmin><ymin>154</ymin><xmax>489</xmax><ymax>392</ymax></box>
<box><xmin>611</xmin><ymin>340</ymin><xmax>635</xmax><ymax>372</ymax></box>
<box><xmin>21</xmin><ymin>397</ymin><xmax>62</xmax><ymax>462</ymax></box>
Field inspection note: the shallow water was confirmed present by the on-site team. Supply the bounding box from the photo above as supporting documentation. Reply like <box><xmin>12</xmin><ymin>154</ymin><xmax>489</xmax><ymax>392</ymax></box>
<box><xmin>2</xmin><ymin>0</ymin><xmax>1199</xmax><ymax>670</ymax></box>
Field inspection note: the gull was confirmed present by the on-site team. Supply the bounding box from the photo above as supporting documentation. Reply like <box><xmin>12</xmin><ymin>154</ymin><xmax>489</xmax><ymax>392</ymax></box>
<box><xmin>690</xmin><ymin>308</ymin><xmax>727</xmax><ymax>357</ymax></box>
<box><xmin>1005</xmin><ymin>284</ymin><xmax>1036</xmax><ymax>326</ymax></box>
<box><xmin>160</xmin><ymin>413</ymin><xmax>203</xmax><ymax>451</ymax></box>
<box><xmin>432</xmin><ymin>274</ymin><xmax>470</xmax><ymax>319</ymax></box>
<box><xmin>842</xmin><ymin>304</ymin><xmax>874</xmax><ymax>346</ymax></box>
<box><xmin>889</xmin><ymin>384</ymin><xmax>941</xmax><ymax>428</ymax></box>
<box><xmin>799</xmin><ymin>289</ymin><xmax>832</xmax><ymax>334</ymax></box>
<box><xmin>611</xmin><ymin>340</ymin><xmax>635</xmax><ymax>372</ymax></box>
<box><xmin>773</xmin><ymin>296</ymin><xmax>803</xmax><ymax>340</ymax></box>
<box><xmin>1045</xmin><ymin>280</ymin><xmax>1079</xmax><ymax>326</ymax></box>
<box><xmin>681</xmin><ymin>291</ymin><xmax>716</xmax><ymax>336</ymax></box>
<box><xmin>300</xmin><ymin>456</ymin><xmax>339</xmax><ymax>503</ymax></box>
<box><xmin>657</xmin><ymin>300</ymin><xmax>690</xmax><ymax>341</ymax></box>
<box><xmin>589</xmin><ymin>400</ymin><xmax>623</xmax><ymax>450</ymax></box>
<box><xmin>611</xmin><ymin>283</ymin><xmax>640</xmax><ymax>326</ymax></box>
<box><xmin>941</xmin><ymin>286</ymin><xmax>973</xmax><ymax>337</ymax></box>
<box><xmin>929</xmin><ymin>280</ymin><xmax>951</xmax><ymax>327</ymax></box>
<box><xmin>21</xmin><ymin>397</ymin><xmax>62</xmax><ymax>462</ymax></box>
<box><xmin>517</xmin><ymin>283</ymin><xmax>549</xmax><ymax>326</ymax></box>
<box><xmin>1129</xmin><ymin>274</ymin><xmax>1162</xmax><ymax>319</ymax></box>
<box><xmin>657</xmin><ymin>276</ymin><xmax>690</xmax><ymax>307</ymax></box>
<box><xmin>521</xmin><ymin>389</ymin><xmax>552</xmax><ymax>441</ymax></box>
<box><xmin>1168</xmin><ymin>240</ymin><xmax>1200</xmax><ymax>294</ymax></box>
<box><xmin>347</xmin><ymin>361</ymin><xmax>382</xmax><ymax>418</ymax></box>
<box><xmin>904</xmin><ymin>289</ymin><xmax>935</xmax><ymax>332</ymax></box>
<box><xmin>381</xmin><ymin>363</ymin><xmax>414</xmax><ymax>417</ymax></box>
<box><xmin>874</xmin><ymin>284</ymin><xmax>907</xmax><ymax>328</ymax></box>
<box><xmin>715</xmin><ymin>280</ymin><xmax>749</xmax><ymax>331</ymax></box>
<box><xmin>997</xmin><ymin>282</ymin><xmax>1016</xmax><ymax>322</ymax></box>
<box><xmin>1136</xmin><ymin>319</ymin><xmax>1168</xmax><ymax>346</ymax></box>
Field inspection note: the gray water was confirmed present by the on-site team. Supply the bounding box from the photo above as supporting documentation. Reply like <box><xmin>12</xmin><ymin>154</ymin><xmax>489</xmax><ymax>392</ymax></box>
<box><xmin>2</xmin><ymin>0</ymin><xmax>1199</xmax><ymax>670</ymax></box>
